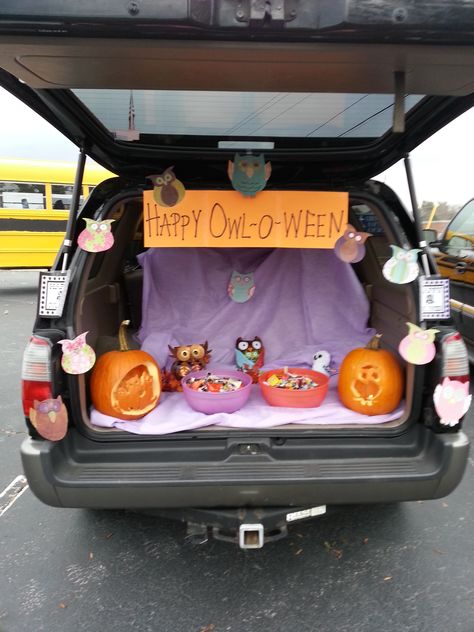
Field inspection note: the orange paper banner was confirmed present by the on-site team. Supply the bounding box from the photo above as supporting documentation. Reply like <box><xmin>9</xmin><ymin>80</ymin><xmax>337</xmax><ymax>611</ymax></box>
<box><xmin>143</xmin><ymin>190</ymin><xmax>348</xmax><ymax>248</ymax></box>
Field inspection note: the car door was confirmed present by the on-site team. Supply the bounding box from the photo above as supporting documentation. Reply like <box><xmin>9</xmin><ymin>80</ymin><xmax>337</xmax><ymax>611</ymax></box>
<box><xmin>436</xmin><ymin>200</ymin><xmax>474</xmax><ymax>351</ymax></box>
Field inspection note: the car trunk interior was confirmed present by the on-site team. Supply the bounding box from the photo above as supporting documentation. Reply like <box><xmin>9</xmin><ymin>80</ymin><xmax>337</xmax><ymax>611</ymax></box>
<box><xmin>72</xmin><ymin>186</ymin><xmax>417</xmax><ymax>437</ymax></box>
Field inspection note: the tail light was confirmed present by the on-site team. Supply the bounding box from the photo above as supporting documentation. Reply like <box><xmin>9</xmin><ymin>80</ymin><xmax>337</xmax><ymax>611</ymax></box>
<box><xmin>21</xmin><ymin>336</ymin><xmax>53</xmax><ymax>416</ymax></box>
<box><xmin>440</xmin><ymin>332</ymin><xmax>470</xmax><ymax>383</ymax></box>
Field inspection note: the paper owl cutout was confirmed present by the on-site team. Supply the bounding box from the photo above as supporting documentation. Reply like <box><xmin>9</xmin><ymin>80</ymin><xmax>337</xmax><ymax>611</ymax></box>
<box><xmin>58</xmin><ymin>332</ymin><xmax>96</xmax><ymax>374</ymax></box>
<box><xmin>29</xmin><ymin>396</ymin><xmax>68</xmax><ymax>441</ymax></box>
<box><xmin>434</xmin><ymin>377</ymin><xmax>471</xmax><ymax>427</ymax></box>
<box><xmin>334</xmin><ymin>224</ymin><xmax>372</xmax><ymax>263</ymax></box>
<box><xmin>383</xmin><ymin>246</ymin><xmax>421</xmax><ymax>284</ymax></box>
<box><xmin>228</xmin><ymin>271</ymin><xmax>255</xmax><ymax>303</ymax></box>
<box><xmin>398</xmin><ymin>322</ymin><xmax>439</xmax><ymax>365</ymax></box>
<box><xmin>149</xmin><ymin>167</ymin><xmax>186</xmax><ymax>207</ymax></box>
<box><xmin>168</xmin><ymin>342</ymin><xmax>211</xmax><ymax>380</ymax></box>
<box><xmin>78</xmin><ymin>218</ymin><xmax>115</xmax><ymax>253</ymax></box>
<box><xmin>227</xmin><ymin>153</ymin><xmax>271</xmax><ymax>197</ymax></box>
<box><xmin>312</xmin><ymin>350</ymin><xmax>337</xmax><ymax>377</ymax></box>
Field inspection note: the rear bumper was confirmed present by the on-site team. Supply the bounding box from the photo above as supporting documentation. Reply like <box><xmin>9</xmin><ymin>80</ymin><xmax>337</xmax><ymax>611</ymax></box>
<box><xmin>21</xmin><ymin>426</ymin><xmax>470</xmax><ymax>509</ymax></box>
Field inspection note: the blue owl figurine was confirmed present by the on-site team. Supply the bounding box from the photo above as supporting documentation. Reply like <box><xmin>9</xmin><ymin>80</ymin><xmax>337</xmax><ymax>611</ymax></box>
<box><xmin>228</xmin><ymin>271</ymin><xmax>255</xmax><ymax>303</ymax></box>
<box><xmin>227</xmin><ymin>153</ymin><xmax>271</xmax><ymax>197</ymax></box>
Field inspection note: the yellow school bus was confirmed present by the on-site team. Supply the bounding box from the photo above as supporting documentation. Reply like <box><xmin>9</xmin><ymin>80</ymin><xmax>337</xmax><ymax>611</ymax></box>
<box><xmin>0</xmin><ymin>158</ymin><xmax>115</xmax><ymax>268</ymax></box>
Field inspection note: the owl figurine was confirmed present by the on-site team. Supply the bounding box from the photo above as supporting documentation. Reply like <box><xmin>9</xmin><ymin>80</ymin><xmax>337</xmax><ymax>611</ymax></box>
<box><xmin>398</xmin><ymin>322</ymin><xmax>439</xmax><ymax>365</ymax></box>
<box><xmin>334</xmin><ymin>224</ymin><xmax>372</xmax><ymax>263</ymax></box>
<box><xmin>434</xmin><ymin>377</ymin><xmax>471</xmax><ymax>427</ymax></box>
<box><xmin>312</xmin><ymin>350</ymin><xmax>337</xmax><ymax>377</ymax></box>
<box><xmin>58</xmin><ymin>332</ymin><xmax>96</xmax><ymax>374</ymax></box>
<box><xmin>383</xmin><ymin>245</ymin><xmax>421</xmax><ymax>284</ymax></box>
<box><xmin>78</xmin><ymin>218</ymin><xmax>115</xmax><ymax>253</ymax></box>
<box><xmin>235</xmin><ymin>337</ymin><xmax>264</xmax><ymax>383</ymax></box>
<box><xmin>168</xmin><ymin>341</ymin><xmax>211</xmax><ymax>380</ymax></box>
<box><xmin>227</xmin><ymin>153</ymin><xmax>271</xmax><ymax>197</ymax></box>
<box><xmin>29</xmin><ymin>396</ymin><xmax>68</xmax><ymax>441</ymax></box>
<box><xmin>149</xmin><ymin>167</ymin><xmax>186</xmax><ymax>207</ymax></box>
<box><xmin>228</xmin><ymin>271</ymin><xmax>255</xmax><ymax>303</ymax></box>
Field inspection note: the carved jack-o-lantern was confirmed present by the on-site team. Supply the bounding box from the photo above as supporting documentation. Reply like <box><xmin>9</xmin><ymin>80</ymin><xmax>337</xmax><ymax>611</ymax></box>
<box><xmin>338</xmin><ymin>335</ymin><xmax>403</xmax><ymax>415</ymax></box>
<box><xmin>90</xmin><ymin>320</ymin><xmax>161</xmax><ymax>420</ymax></box>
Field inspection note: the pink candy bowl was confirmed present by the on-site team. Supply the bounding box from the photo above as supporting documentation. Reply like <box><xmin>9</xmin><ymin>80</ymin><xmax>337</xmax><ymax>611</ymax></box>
<box><xmin>181</xmin><ymin>369</ymin><xmax>253</xmax><ymax>414</ymax></box>
<box><xmin>258</xmin><ymin>368</ymin><xmax>329</xmax><ymax>408</ymax></box>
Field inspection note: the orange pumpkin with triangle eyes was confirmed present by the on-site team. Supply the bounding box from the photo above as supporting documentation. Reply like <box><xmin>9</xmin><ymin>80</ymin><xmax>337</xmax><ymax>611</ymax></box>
<box><xmin>91</xmin><ymin>321</ymin><xmax>161</xmax><ymax>420</ymax></box>
<box><xmin>338</xmin><ymin>335</ymin><xmax>403</xmax><ymax>415</ymax></box>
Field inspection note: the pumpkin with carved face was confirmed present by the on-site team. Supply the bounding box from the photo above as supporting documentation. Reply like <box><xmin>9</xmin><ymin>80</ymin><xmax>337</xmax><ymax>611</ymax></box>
<box><xmin>338</xmin><ymin>335</ymin><xmax>403</xmax><ymax>415</ymax></box>
<box><xmin>91</xmin><ymin>321</ymin><xmax>161</xmax><ymax>420</ymax></box>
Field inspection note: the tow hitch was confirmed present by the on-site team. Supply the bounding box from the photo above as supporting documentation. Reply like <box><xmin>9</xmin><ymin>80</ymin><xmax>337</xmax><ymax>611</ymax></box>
<box><xmin>177</xmin><ymin>505</ymin><xmax>327</xmax><ymax>548</ymax></box>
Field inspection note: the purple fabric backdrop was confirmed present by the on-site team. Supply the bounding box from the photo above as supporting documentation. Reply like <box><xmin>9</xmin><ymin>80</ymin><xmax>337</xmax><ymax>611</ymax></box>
<box><xmin>90</xmin><ymin>247</ymin><xmax>404</xmax><ymax>433</ymax></box>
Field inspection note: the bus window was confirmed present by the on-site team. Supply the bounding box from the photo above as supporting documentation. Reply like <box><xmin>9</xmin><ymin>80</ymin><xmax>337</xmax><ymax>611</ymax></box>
<box><xmin>0</xmin><ymin>181</ymin><xmax>46</xmax><ymax>209</ymax></box>
<box><xmin>52</xmin><ymin>184</ymin><xmax>85</xmax><ymax>210</ymax></box>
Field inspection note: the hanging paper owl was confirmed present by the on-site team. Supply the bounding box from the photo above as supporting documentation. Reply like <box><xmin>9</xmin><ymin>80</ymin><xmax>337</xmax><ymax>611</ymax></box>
<box><xmin>29</xmin><ymin>396</ymin><xmax>68</xmax><ymax>441</ymax></box>
<box><xmin>398</xmin><ymin>322</ymin><xmax>439</xmax><ymax>365</ymax></box>
<box><xmin>312</xmin><ymin>350</ymin><xmax>337</xmax><ymax>377</ymax></box>
<box><xmin>149</xmin><ymin>167</ymin><xmax>186</xmax><ymax>207</ymax></box>
<box><xmin>58</xmin><ymin>332</ymin><xmax>96</xmax><ymax>374</ymax></box>
<box><xmin>227</xmin><ymin>153</ymin><xmax>271</xmax><ymax>197</ymax></box>
<box><xmin>382</xmin><ymin>246</ymin><xmax>421</xmax><ymax>284</ymax></box>
<box><xmin>77</xmin><ymin>218</ymin><xmax>115</xmax><ymax>253</ymax></box>
<box><xmin>334</xmin><ymin>224</ymin><xmax>372</xmax><ymax>263</ymax></box>
<box><xmin>168</xmin><ymin>341</ymin><xmax>211</xmax><ymax>380</ymax></box>
<box><xmin>433</xmin><ymin>377</ymin><xmax>471</xmax><ymax>427</ymax></box>
<box><xmin>228</xmin><ymin>271</ymin><xmax>255</xmax><ymax>303</ymax></box>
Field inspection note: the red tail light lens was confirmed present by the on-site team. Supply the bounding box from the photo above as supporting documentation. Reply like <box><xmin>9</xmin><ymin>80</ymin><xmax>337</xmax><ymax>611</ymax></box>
<box><xmin>21</xmin><ymin>336</ymin><xmax>52</xmax><ymax>416</ymax></box>
<box><xmin>440</xmin><ymin>332</ymin><xmax>470</xmax><ymax>383</ymax></box>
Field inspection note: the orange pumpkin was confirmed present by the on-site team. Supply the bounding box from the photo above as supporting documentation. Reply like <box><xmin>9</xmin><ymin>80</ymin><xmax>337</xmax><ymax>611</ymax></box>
<box><xmin>338</xmin><ymin>335</ymin><xmax>403</xmax><ymax>416</ymax></box>
<box><xmin>90</xmin><ymin>320</ymin><xmax>161</xmax><ymax>420</ymax></box>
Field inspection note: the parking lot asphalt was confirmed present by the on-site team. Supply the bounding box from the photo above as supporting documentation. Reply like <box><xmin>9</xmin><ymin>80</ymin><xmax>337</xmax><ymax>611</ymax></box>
<box><xmin>0</xmin><ymin>270</ymin><xmax>473</xmax><ymax>632</ymax></box>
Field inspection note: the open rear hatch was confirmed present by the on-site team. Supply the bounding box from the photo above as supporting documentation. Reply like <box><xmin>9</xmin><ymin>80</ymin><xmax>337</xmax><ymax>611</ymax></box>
<box><xmin>3</xmin><ymin>1</ymin><xmax>472</xmax><ymax>439</ymax></box>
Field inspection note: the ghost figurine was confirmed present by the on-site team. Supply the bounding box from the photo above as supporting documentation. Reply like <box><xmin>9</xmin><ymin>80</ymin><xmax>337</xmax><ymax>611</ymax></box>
<box><xmin>398</xmin><ymin>322</ymin><xmax>439</xmax><ymax>365</ymax></box>
<box><xmin>312</xmin><ymin>350</ymin><xmax>337</xmax><ymax>377</ymax></box>
<box><xmin>382</xmin><ymin>246</ymin><xmax>421</xmax><ymax>284</ymax></box>
<box><xmin>228</xmin><ymin>271</ymin><xmax>255</xmax><ymax>303</ymax></box>
<box><xmin>58</xmin><ymin>332</ymin><xmax>96</xmax><ymax>374</ymax></box>
<box><xmin>334</xmin><ymin>224</ymin><xmax>372</xmax><ymax>263</ymax></box>
<box><xmin>78</xmin><ymin>218</ymin><xmax>115</xmax><ymax>253</ymax></box>
<box><xmin>434</xmin><ymin>377</ymin><xmax>471</xmax><ymax>427</ymax></box>
<box><xmin>227</xmin><ymin>153</ymin><xmax>271</xmax><ymax>197</ymax></box>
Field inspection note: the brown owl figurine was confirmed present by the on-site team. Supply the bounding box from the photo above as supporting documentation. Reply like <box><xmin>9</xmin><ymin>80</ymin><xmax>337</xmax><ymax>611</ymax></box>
<box><xmin>149</xmin><ymin>167</ymin><xmax>186</xmax><ymax>207</ymax></box>
<box><xmin>334</xmin><ymin>224</ymin><xmax>372</xmax><ymax>263</ymax></box>
<box><xmin>29</xmin><ymin>396</ymin><xmax>68</xmax><ymax>441</ymax></box>
<box><xmin>168</xmin><ymin>342</ymin><xmax>211</xmax><ymax>380</ymax></box>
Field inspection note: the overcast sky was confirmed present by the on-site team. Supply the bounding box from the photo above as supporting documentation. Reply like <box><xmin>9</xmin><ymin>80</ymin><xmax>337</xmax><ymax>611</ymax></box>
<box><xmin>0</xmin><ymin>86</ymin><xmax>472</xmax><ymax>209</ymax></box>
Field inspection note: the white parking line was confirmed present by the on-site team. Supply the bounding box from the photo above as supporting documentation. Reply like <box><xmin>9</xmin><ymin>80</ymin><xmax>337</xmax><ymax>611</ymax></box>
<box><xmin>0</xmin><ymin>475</ymin><xmax>29</xmax><ymax>517</ymax></box>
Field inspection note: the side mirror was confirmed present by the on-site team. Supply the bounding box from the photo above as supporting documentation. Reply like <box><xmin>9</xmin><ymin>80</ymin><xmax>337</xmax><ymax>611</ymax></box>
<box><xmin>422</xmin><ymin>228</ymin><xmax>442</xmax><ymax>248</ymax></box>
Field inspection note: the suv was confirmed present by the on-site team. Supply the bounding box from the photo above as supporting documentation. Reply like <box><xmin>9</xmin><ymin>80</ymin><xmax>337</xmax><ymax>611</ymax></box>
<box><xmin>1</xmin><ymin>1</ymin><xmax>472</xmax><ymax>547</ymax></box>
<box><xmin>426</xmin><ymin>200</ymin><xmax>474</xmax><ymax>361</ymax></box>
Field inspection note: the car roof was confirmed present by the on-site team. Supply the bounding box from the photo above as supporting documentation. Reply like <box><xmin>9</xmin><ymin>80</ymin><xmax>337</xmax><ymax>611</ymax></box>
<box><xmin>1</xmin><ymin>2</ymin><xmax>474</xmax><ymax>182</ymax></box>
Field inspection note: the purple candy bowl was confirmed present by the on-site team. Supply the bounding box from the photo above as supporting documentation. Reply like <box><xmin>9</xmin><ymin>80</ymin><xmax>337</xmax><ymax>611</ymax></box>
<box><xmin>181</xmin><ymin>369</ymin><xmax>253</xmax><ymax>414</ymax></box>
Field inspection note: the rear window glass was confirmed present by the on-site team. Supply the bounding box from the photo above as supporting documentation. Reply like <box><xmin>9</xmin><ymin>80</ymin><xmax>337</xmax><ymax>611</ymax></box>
<box><xmin>72</xmin><ymin>90</ymin><xmax>423</xmax><ymax>141</ymax></box>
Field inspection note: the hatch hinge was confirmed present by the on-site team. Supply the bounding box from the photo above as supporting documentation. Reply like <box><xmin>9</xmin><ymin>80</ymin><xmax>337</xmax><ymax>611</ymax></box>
<box><xmin>235</xmin><ymin>0</ymin><xmax>298</xmax><ymax>26</ymax></box>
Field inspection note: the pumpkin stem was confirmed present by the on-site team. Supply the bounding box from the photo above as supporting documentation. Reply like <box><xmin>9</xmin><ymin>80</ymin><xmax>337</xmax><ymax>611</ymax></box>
<box><xmin>118</xmin><ymin>320</ymin><xmax>131</xmax><ymax>352</ymax></box>
<box><xmin>366</xmin><ymin>334</ymin><xmax>382</xmax><ymax>350</ymax></box>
